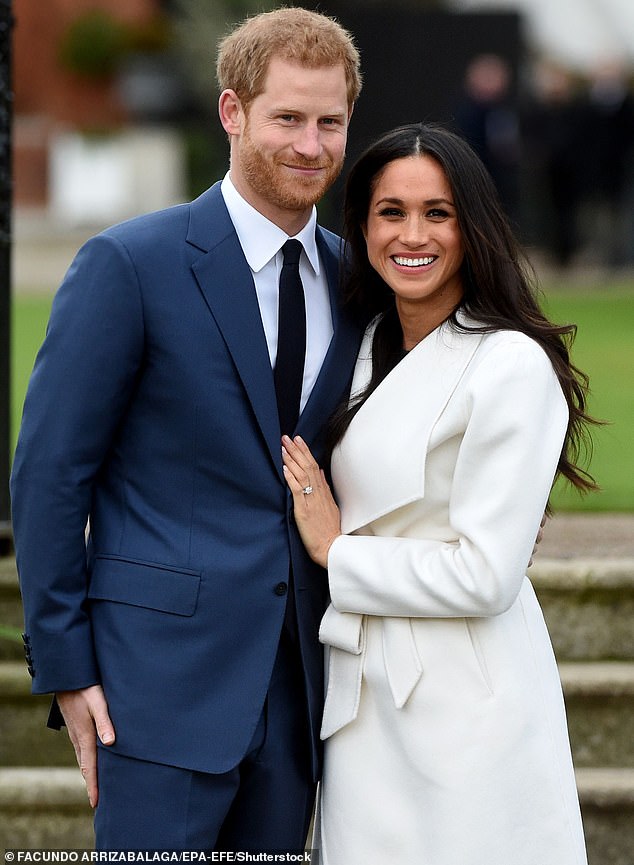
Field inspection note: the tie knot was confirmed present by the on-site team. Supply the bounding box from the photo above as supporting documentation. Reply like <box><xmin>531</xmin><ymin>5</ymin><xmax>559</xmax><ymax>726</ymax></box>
<box><xmin>282</xmin><ymin>239</ymin><xmax>303</xmax><ymax>268</ymax></box>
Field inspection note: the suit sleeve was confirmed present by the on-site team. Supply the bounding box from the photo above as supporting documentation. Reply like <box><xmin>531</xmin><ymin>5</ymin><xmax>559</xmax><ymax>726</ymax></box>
<box><xmin>327</xmin><ymin>338</ymin><xmax>569</xmax><ymax>618</ymax></box>
<box><xmin>11</xmin><ymin>233</ymin><xmax>145</xmax><ymax>694</ymax></box>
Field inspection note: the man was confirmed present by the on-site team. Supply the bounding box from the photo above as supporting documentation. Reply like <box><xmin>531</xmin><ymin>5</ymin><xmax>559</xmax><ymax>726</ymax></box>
<box><xmin>11</xmin><ymin>8</ymin><xmax>362</xmax><ymax>851</ymax></box>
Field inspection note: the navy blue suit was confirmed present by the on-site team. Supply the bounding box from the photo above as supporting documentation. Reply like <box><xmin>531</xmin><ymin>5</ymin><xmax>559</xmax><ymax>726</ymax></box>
<box><xmin>11</xmin><ymin>183</ymin><xmax>362</xmax><ymax>840</ymax></box>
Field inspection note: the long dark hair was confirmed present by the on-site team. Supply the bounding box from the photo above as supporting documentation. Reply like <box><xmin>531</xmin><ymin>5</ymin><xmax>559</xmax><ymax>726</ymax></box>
<box><xmin>330</xmin><ymin>122</ymin><xmax>597</xmax><ymax>494</ymax></box>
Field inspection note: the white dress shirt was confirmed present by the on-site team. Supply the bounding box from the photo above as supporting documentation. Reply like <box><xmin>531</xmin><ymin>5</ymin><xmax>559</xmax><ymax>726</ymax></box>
<box><xmin>221</xmin><ymin>173</ymin><xmax>334</xmax><ymax>412</ymax></box>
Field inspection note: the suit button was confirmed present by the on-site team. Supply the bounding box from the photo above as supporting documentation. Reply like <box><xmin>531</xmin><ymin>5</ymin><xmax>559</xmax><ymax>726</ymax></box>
<box><xmin>274</xmin><ymin>581</ymin><xmax>288</xmax><ymax>596</ymax></box>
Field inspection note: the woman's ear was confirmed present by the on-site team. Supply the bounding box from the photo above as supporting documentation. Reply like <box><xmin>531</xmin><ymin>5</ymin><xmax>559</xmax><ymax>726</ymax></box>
<box><xmin>218</xmin><ymin>89</ymin><xmax>244</xmax><ymax>136</ymax></box>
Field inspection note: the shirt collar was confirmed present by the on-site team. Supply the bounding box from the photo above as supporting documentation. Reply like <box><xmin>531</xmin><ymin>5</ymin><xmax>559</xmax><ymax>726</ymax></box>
<box><xmin>221</xmin><ymin>173</ymin><xmax>321</xmax><ymax>276</ymax></box>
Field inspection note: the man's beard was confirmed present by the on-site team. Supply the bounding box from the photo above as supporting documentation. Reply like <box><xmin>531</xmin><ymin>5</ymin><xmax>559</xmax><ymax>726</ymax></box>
<box><xmin>239</xmin><ymin>127</ymin><xmax>345</xmax><ymax>213</ymax></box>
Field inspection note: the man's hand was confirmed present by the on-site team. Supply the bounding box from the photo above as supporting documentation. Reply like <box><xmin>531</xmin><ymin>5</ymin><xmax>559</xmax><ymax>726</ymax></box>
<box><xmin>56</xmin><ymin>685</ymin><xmax>115</xmax><ymax>808</ymax></box>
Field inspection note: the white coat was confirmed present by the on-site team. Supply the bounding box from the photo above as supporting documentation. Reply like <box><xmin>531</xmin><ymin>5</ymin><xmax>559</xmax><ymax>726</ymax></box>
<box><xmin>316</xmin><ymin>315</ymin><xmax>588</xmax><ymax>865</ymax></box>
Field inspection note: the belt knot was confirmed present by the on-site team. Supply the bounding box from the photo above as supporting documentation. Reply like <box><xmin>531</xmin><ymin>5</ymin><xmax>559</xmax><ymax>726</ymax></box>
<box><xmin>319</xmin><ymin>605</ymin><xmax>423</xmax><ymax>739</ymax></box>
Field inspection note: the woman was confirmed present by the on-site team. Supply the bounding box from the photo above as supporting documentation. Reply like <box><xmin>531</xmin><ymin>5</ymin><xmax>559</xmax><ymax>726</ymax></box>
<box><xmin>282</xmin><ymin>123</ymin><xmax>594</xmax><ymax>865</ymax></box>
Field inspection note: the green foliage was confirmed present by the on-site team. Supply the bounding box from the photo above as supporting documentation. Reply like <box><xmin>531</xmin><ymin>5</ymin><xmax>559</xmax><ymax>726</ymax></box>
<box><xmin>11</xmin><ymin>295</ymin><xmax>52</xmax><ymax>454</ymax></box>
<box><xmin>0</xmin><ymin>624</ymin><xmax>22</xmax><ymax>644</ymax></box>
<box><xmin>57</xmin><ymin>9</ymin><xmax>174</xmax><ymax>81</ymax></box>
<box><xmin>58</xmin><ymin>10</ymin><xmax>129</xmax><ymax>80</ymax></box>
<box><xmin>543</xmin><ymin>288</ymin><xmax>634</xmax><ymax>512</ymax></box>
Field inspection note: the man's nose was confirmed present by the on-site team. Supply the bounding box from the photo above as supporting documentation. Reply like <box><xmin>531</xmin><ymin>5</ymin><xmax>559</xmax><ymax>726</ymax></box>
<box><xmin>294</xmin><ymin>124</ymin><xmax>322</xmax><ymax>159</ymax></box>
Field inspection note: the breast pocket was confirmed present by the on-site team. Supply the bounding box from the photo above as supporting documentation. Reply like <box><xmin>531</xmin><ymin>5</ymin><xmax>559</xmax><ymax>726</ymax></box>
<box><xmin>88</xmin><ymin>554</ymin><xmax>201</xmax><ymax>616</ymax></box>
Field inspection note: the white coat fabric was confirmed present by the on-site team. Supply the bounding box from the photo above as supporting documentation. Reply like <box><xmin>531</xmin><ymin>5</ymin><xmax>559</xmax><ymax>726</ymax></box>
<box><xmin>316</xmin><ymin>315</ymin><xmax>588</xmax><ymax>865</ymax></box>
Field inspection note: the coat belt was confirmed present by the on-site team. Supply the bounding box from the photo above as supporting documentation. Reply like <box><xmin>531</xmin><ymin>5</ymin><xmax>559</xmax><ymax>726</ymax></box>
<box><xmin>318</xmin><ymin>604</ymin><xmax>423</xmax><ymax>739</ymax></box>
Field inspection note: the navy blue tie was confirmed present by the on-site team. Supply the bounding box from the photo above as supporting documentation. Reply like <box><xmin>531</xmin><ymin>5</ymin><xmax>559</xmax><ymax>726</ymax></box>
<box><xmin>274</xmin><ymin>239</ymin><xmax>306</xmax><ymax>435</ymax></box>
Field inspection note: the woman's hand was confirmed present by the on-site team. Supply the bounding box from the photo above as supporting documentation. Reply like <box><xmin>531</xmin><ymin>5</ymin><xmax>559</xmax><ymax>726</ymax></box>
<box><xmin>282</xmin><ymin>435</ymin><xmax>342</xmax><ymax>568</ymax></box>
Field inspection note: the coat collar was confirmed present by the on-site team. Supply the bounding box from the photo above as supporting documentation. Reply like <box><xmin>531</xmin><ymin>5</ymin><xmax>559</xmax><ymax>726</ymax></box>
<box><xmin>333</xmin><ymin>315</ymin><xmax>484</xmax><ymax>534</ymax></box>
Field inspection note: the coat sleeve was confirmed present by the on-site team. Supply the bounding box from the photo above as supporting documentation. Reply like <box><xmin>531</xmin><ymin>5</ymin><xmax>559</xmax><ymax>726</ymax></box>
<box><xmin>327</xmin><ymin>337</ymin><xmax>569</xmax><ymax>618</ymax></box>
<box><xmin>10</xmin><ymin>233</ymin><xmax>145</xmax><ymax>694</ymax></box>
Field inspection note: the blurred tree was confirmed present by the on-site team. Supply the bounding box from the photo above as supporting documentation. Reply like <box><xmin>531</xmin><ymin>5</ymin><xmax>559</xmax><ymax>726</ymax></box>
<box><xmin>58</xmin><ymin>9</ymin><xmax>129</xmax><ymax>81</ymax></box>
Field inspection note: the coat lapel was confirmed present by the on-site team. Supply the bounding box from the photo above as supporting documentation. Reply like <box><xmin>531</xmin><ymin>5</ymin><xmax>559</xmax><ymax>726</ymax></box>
<box><xmin>333</xmin><ymin>318</ymin><xmax>484</xmax><ymax>534</ymax></box>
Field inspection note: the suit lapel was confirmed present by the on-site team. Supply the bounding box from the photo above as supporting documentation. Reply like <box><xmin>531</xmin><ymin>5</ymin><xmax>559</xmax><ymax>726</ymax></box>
<box><xmin>188</xmin><ymin>185</ymin><xmax>281</xmax><ymax>471</ymax></box>
<box><xmin>187</xmin><ymin>187</ymin><xmax>362</xmax><ymax>477</ymax></box>
<box><xmin>297</xmin><ymin>229</ymin><xmax>362</xmax><ymax>444</ymax></box>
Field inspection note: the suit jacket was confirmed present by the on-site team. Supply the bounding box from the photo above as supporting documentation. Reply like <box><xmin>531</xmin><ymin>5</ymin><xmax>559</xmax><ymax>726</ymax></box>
<box><xmin>314</xmin><ymin>317</ymin><xmax>587</xmax><ymax>864</ymax></box>
<box><xmin>10</xmin><ymin>182</ymin><xmax>363</xmax><ymax>778</ymax></box>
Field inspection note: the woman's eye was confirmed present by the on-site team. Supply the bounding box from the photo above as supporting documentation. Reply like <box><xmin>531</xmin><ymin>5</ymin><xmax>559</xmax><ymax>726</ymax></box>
<box><xmin>378</xmin><ymin>208</ymin><xmax>403</xmax><ymax>218</ymax></box>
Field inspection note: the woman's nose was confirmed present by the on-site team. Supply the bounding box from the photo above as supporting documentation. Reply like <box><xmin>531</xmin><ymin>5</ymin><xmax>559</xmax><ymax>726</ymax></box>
<box><xmin>400</xmin><ymin>218</ymin><xmax>428</xmax><ymax>246</ymax></box>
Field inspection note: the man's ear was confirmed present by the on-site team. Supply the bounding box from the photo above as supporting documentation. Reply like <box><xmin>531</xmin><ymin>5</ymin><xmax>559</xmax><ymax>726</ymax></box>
<box><xmin>218</xmin><ymin>89</ymin><xmax>244</xmax><ymax>136</ymax></box>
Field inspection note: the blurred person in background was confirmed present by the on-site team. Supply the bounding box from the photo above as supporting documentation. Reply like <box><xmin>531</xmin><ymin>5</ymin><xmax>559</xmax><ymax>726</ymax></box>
<box><xmin>453</xmin><ymin>53</ymin><xmax>521</xmax><ymax>223</ymax></box>
<box><xmin>522</xmin><ymin>59</ymin><xmax>587</xmax><ymax>267</ymax></box>
<box><xmin>579</xmin><ymin>59</ymin><xmax>634</xmax><ymax>268</ymax></box>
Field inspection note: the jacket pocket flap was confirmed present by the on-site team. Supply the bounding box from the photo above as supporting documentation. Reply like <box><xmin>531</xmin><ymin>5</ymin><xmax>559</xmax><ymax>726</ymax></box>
<box><xmin>88</xmin><ymin>555</ymin><xmax>201</xmax><ymax>616</ymax></box>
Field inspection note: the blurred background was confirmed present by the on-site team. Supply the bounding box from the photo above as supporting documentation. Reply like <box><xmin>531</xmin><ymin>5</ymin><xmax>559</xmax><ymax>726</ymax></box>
<box><xmin>10</xmin><ymin>0</ymin><xmax>634</xmax><ymax>260</ymax></box>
